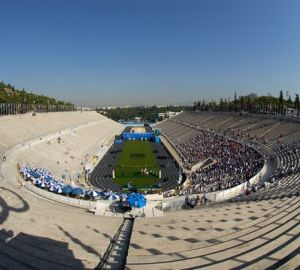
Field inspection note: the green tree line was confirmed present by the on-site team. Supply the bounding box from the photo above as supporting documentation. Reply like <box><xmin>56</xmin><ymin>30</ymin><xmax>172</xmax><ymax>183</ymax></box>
<box><xmin>194</xmin><ymin>91</ymin><xmax>300</xmax><ymax>116</ymax></box>
<box><xmin>0</xmin><ymin>81</ymin><xmax>73</xmax><ymax>105</ymax></box>
<box><xmin>97</xmin><ymin>105</ymin><xmax>190</xmax><ymax>123</ymax></box>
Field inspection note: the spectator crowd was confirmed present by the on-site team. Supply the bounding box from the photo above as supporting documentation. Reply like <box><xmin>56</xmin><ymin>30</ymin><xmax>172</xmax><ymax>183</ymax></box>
<box><xmin>167</xmin><ymin>130</ymin><xmax>264</xmax><ymax>196</ymax></box>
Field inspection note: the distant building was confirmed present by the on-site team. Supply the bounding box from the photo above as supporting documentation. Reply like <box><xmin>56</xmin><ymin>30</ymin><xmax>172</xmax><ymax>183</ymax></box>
<box><xmin>286</xmin><ymin>108</ymin><xmax>299</xmax><ymax>117</ymax></box>
<box><xmin>158</xmin><ymin>111</ymin><xmax>181</xmax><ymax>121</ymax></box>
<box><xmin>134</xmin><ymin>116</ymin><xmax>142</xmax><ymax>123</ymax></box>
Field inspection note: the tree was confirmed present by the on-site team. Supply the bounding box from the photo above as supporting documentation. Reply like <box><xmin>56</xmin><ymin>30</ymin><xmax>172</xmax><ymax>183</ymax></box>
<box><xmin>224</xmin><ymin>98</ymin><xmax>228</xmax><ymax>111</ymax></box>
<box><xmin>295</xmin><ymin>94</ymin><xmax>300</xmax><ymax>116</ymax></box>
<box><xmin>279</xmin><ymin>90</ymin><xmax>284</xmax><ymax>115</ymax></box>
<box><xmin>234</xmin><ymin>92</ymin><xmax>237</xmax><ymax>112</ymax></box>
<box><xmin>201</xmin><ymin>100</ymin><xmax>206</xmax><ymax>111</ymax></box>
<box><xmin>240</xmin><ymin>96</ymin><xmax>244</xmax><ymax>111</ymax></box>
<box><xmin>0</xmin><ymin>80</ymin><xmax>74</xmax><ymax>108</ymax></box>
<box><xmin>287</xmin><ymin>95</ymin><xmax>292</xmax><ymax>107</ymax></box>
<box><xmin>193</xmin><ymin>102</ymin><xmax>197</xmax><ymax>111</ymax></box>
<box><xmin>219</xmin><ymin>98</ymin><xmax>224</xmax><ymax>111</ymax></box>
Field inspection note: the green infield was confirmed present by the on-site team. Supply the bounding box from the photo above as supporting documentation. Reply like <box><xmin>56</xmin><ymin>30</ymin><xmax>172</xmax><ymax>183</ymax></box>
<box><xmin>114</xmin><ymin>140</ymin><xmax>160</xmax><ymax>188</ymax></box>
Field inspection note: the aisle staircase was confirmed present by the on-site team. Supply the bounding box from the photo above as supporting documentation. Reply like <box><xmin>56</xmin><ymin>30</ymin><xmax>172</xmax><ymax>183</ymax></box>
<box><xmin>95</xmin><ymin>218</ymin><xmax>134</xmax><ymax>270</ymax></box>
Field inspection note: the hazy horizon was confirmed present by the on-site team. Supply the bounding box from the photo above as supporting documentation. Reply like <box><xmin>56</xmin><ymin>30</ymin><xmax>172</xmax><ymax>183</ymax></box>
<box><xmin>1</xmin><ymin>0</ymin><xmax>300</xmax><ymax>106</ymax></box>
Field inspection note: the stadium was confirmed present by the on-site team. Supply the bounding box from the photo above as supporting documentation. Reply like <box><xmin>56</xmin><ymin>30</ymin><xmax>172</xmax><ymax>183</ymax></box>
<box><xmin>0</xmin><ymin>105</ymin><xmax>299</xmax><ymax>269</ymax></box>
<box><xmin>1</xmin><ymin>1</ymin><xmax>300</xmax><ymax>269</ymax></box>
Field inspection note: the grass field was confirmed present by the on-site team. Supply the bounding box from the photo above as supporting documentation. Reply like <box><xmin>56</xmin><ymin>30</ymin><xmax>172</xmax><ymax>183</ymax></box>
<box><xmin>114</xmin><ymin>140</ymin><xmax>160</xmax><ymax>188</ymax></box>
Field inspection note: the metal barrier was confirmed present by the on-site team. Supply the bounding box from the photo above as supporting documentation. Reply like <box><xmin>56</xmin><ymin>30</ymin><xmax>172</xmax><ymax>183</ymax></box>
<box><xmin>162</xmin><ymin>161</ymin><xmax>268</xmax><ymax>211</ymax></box>
<box><xmin>0</xmin><ymin>103</ymin><xmax>75</xmax><ymax>117</ymax></box>
<box><xmin>24</xmin><ymin>182</ymin><xmax>97</xmax><ymax>209</ymax></box>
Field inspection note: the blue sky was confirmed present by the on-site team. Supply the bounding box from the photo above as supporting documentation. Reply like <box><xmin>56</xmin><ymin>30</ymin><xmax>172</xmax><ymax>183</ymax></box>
<box><xmin>1</xmin><ymin>0</ymin><xmax>300</xmax><ymax>106</ymax></box>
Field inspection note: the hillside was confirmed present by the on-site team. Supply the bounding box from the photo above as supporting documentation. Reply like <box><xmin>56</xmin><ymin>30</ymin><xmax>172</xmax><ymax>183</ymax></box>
<box><xmin>0</xmin><ymin>81</ymin><xmax>72</xmax><ymax>105</ymax></box>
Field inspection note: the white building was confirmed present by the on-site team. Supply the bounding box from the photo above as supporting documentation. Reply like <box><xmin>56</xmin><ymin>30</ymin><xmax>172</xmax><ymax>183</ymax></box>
<box><xmin>158</xmin><ymin>111</ymin><xmax>181</xmax><ymax>120</ymax></box>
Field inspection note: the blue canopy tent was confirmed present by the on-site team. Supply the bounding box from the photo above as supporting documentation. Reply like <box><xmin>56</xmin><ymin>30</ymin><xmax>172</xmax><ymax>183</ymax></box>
<box><xmin>108</xmin><ymin>193</ymin><xmax>120</xmax><ymax>201</ymax></box>
<box><xmin>44</xmin><ymin>175</ymin><xmax>53</xmax><ymax>183</ymax></box>
<box><xmin>62</xmin><ymin>185</ymin><xmax>73</xmax><ymax>195</ymax></box>
<box><xmin>127</xmin><ymin>193</ymin><xmax>147</xmax><ymax>208</ymax></box>
<box><xmin>71</xmin><ymin>187</ymin><xmax>85</xmax><ymax>196</ymax></box>
<box><xmin>46</xmin><ymin>181</ymin><xmax>52</xmax><ymax>188</ymax></box>
<box><xmin>40</xmin><ymin>181</ymin><xmax>46</xmax><ymax>188</ymax></box>
<box><xmin>49</xmin><ymin>184</ymin><xmax>58</xmax><ymax>192</ymax></box>
<box><xmin>97</xmin><ymin>191</ymin><xmax>106</xmax><ymax>198</ymax></box>
<box><xmin>120</xmin><ymin>193</ymin><xmax>128</xmax><ymax>200</ymax></box>
<box><xmin>33</xmin><ymin>178</ymin><xmax>41</xmax><ymax>186</ymax></box>
<box><xmin>28</xmin><ymin>170</ymin><xmax>40</xmax><ymax>179</ymax></box>
<box><xmin>85</xmin><ymin>190</ymin><xmax>98</xmax><ymax>198</ymax></box>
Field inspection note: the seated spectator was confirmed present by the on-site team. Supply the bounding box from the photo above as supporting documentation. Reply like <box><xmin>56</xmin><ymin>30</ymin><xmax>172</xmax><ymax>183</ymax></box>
<box><xmin>171</xmin><ymin>130</ymin><xmax>263</xmax><ymax>195</ymax></box>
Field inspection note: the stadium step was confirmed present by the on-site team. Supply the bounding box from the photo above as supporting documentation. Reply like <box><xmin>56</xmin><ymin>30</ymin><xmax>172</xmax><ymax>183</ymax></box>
<box><xmin>0</xmin><ymin>229</ymin><xmax>86</xmax><ymax>270</ymax></box>
<box><xmin>95</xmin><ymin>218</ymin><xmax>134</xmax><ymax>270</ymax></box>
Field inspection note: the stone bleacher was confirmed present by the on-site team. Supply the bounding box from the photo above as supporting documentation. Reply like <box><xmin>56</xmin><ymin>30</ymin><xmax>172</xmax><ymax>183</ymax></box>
<box><xmin>0</xmin><ymin>111</ymin><xmax>125</xmax><ymax>269</ymax></box>
<box><xmin>0</xmin><ymin>185</ymin><xmax>122</xmax><ymax>270</ymax></box>
<box><xmin>0</xmin><ymin>111</ymin><xmax>105</xmax><ymax>151</ymax></box>
<box><xmin>126</xmin><ymin>193</ymin><xmax>299</xmax><ymax>269</ymax></box>
<box><xmin>16</xmin><ymin>118</ymin><xmax>123</xmax><ymax>187</ymax></box>
<box><xmin>159</xmin><ymin>111</ymin><xmax>300</xmax><ymax>142</ymax></box>
<box><xmin>1</xmin><ymin>110</ymin><xmax>299</xmax><ymax>269</ymax></box>
<box><xmin>127</xmin><ymin>118</ymin><xmax>300</xmax><ymax>268</ymax></box>
<box><xmin>137</xmin><ymin>111</ymin><xmax>299</xmax><ymax>269</ymax></box>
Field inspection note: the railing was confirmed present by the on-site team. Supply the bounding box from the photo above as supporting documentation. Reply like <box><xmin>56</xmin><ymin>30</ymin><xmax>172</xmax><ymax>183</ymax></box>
<box><xmin>162</xmin><ymin>160</ymin><xmax>268</xmax><ymax>211</ymax></box>
<box><xmin>24</xmin><ymin>183</ymin><xmax>97</xmax><ymax>209</ymax></box>
<box><xmin>0</xmin><ymin>103</ymin><xmax>75</xmax><ymax>117</ymax></box>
